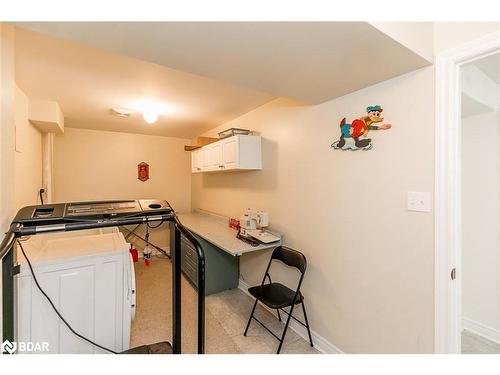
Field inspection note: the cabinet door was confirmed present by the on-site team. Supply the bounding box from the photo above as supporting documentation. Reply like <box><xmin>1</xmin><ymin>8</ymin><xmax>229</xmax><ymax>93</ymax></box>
<box><xmin>222</xmin><ymin>137</ymin><xmax>239</xmax><ymax>169</ymax></box>
<box><xmin>208</xmin><ymin>143</ymin><xmax>222</xmax><ymax>170</ymax></box>
<box><xmin>191</xmin><ymin>150</ymin><xmax>202</xmax><ymax>173</ymax></box>
<box><xmin>200</xmin><ymin>147</ymin><xmax>211</xmax><ymax>170</ymax></box>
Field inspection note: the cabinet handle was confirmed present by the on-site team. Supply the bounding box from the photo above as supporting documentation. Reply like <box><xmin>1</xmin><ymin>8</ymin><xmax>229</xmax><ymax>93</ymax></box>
<box><xmin>197</xmin><ymin>167</ymin><xmax>201</xmax><ymax>170</ymax></box>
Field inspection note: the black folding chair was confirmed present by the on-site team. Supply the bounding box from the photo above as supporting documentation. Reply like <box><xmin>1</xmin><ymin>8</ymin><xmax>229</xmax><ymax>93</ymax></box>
<box><xmin>243</xmin><ymin>246</ymin><xmax>313</xmax><ymax>354</ymax></box>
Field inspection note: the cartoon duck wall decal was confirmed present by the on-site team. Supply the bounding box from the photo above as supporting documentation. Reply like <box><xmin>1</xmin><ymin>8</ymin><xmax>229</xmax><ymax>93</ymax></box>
<box><xmin>331</xmin><ymin>105</ymin><xmax>392</xmax><ymax>151</ymax></box>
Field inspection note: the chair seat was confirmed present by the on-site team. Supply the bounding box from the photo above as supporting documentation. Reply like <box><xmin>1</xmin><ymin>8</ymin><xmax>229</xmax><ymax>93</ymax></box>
<box><xmin>248</xmin><ymin>282</ymin><xmax>303</xmax><ymax>309</ymax></box>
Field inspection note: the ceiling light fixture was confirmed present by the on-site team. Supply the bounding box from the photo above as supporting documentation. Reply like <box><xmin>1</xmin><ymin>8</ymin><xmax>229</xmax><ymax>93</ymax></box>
<box><xmin>130</xmin><ymin>99</ymin><xmax>174</xmax><ymax>125</ymax></box>
<box><xmin>143</xmin><ymin>111</ymin><xmax>158</xmax><ymax>124</ymax></box>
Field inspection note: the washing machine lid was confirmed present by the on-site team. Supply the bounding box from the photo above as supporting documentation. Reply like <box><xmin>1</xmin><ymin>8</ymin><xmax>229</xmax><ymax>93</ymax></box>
<box><xmin>16</xmin><ymin>228</ymin><xmax>129</xmax><ymax>266</ymax></box>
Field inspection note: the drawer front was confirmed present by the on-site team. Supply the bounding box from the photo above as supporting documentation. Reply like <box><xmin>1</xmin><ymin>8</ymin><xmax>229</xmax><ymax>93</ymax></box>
<box><xmin>181</xmin><ymin>235</ymin><xmax>199</xmax><ymax>288</ymax></box>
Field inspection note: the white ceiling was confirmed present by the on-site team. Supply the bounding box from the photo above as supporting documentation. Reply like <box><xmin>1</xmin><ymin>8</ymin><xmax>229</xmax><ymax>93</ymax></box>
<box><xmin>14</xmin><ymin>27</ymin><xmax>275</xmax><ymax>139</ymax></box>
<box><xmin>15</xmin><ymin>22</ymin><xmax>430</xmax><ymax>104</ymax></box>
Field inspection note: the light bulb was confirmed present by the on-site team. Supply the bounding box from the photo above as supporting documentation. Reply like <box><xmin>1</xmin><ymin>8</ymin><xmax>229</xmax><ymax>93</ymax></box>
<box><xmin>143</xmin><ymin>111</ymin><xmax>158</xmax><ymax>124</ymax></box>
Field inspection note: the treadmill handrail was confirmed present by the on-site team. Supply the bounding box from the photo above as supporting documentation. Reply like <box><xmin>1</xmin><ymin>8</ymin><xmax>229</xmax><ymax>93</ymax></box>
<box><xmin>0</xmin><ymin>224</ymin><xmax>18</xmax><ymax>262</ymax></box>
<box><xmin>0</xmin><ymin>201</ymin><xmax>206</xmax><ymax>355</ymax></box>
<box><xmin>173</xmin><ymin>216</ymin><xmax>206</xmax><ymax>354</ymax></box>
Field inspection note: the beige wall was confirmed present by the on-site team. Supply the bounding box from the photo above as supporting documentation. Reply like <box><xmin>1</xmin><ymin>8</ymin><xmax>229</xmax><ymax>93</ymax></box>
<box><xmin>1</xmin><ymin>24</ymin><xmax>16</xmax><ymax>233</ymax></box>
<box><xmin>14</xmin><ymin>85</ymin><xmax>43</xmax><ymax>210</ymax></box>
<box><xmin>0</xmin><ymin>22</ymin><xmax>16</xmax><ymax>342</ymax></box>
<box><xmin>53</xmin><ymin>127</ymin><xmax>192</xmax><ymax>247</ymax></box>
<box><xmin>1</xmin><ymin>26</ymin><xmax>42</xmax><ymax>343</ymax></box>
<box><xmin>192</xmin><ymin>67</ymin><xmax>435</xmax><ymax>353</ymax></box>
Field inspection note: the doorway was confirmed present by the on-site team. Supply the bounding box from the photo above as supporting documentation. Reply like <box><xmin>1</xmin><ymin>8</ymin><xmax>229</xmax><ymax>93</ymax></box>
<box><xmin>435</xmin><ymin>31</ymin><xmax>500</xmax><ymax>354</ymax></box>
<box><xmin>460</xmin><ymin>52</ymin><xmax>500</xmax><ymax>353</ymax></box>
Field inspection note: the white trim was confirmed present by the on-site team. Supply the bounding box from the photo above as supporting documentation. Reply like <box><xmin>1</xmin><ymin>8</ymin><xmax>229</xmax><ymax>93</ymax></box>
<box><xmin>462</xmin><ymin>318</ymin><xmax>500</xmax><ymax>345</ymax></box>
<box><xmin>238</xmin><ymin>278</ymin><xmax>344</xmax><ymax>354</ymax></box>
<box><xmin>435</xmin><ymin>30</ymin><xmax>500</xmax><ymax>354</ymax></box>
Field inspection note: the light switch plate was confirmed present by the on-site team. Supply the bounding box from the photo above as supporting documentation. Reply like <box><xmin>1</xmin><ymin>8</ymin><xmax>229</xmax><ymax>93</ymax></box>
<box><xmin>407</xmin><ymin>191</ymin><xmax>432</xmax><ymax>212</ymax></box>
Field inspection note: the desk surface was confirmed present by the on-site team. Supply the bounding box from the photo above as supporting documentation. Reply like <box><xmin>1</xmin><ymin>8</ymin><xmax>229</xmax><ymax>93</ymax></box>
<box><xmin>176</xmin><ymin>211</ymin><xmax>280</xmax><ymax>256</ymax></box>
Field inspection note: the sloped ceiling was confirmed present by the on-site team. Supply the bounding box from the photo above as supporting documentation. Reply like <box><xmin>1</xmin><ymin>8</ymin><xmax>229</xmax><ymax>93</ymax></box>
<box><xmin>16</xmin><ymin>22</ymin><xmax>431</xmax><ymax>103</ymax></box>
<box><xmin>14</xmin><ymin>27</ymin><xmax>275</xmax><ymax>138</ymax></box>
<box><xmin>14</xmin><ymin>22</ymin><xmax>432</xmax><ymax>138</ymax></box>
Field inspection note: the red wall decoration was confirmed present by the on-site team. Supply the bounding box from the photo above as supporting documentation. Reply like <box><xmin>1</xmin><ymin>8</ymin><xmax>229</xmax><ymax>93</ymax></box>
<box><xmin>137</xmin><ymin>162</ymin><xmax>149</xmax><ymax>182</ymax></box>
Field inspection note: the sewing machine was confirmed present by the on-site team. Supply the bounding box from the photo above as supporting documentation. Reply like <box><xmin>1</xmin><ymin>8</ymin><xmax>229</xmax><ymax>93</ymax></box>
<box><xmin>239</xmin><ymin>209</ymin><xmax>280</xmax><ymax>244</ymax></box>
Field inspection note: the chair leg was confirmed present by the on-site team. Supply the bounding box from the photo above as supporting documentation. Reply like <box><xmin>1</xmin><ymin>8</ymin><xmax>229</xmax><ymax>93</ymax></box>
<box><xmin>277</xmin><ymin>309</ymin><xmax>282</xmax><ymax>322</ymax></box>
<box><xmin>301</xmin><ymin>302</ymin><xmax>313</xmax><ymax>347</ymax></box>
<box><xmin>244</xmin><ymin>299</ymin><xmax>258</xmax><ymax>336</ymax></box>
<box><xmin>276</xmin><ymin>304</ymin><xmax>296</xmax><ymax>354</ymax></box>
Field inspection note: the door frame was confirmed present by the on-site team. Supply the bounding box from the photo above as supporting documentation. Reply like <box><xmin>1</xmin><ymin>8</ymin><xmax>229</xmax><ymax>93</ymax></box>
<box><xmin>435</xmin><ymin>30</ymin><xmax>500</xmax><ymax>354</ymax></box>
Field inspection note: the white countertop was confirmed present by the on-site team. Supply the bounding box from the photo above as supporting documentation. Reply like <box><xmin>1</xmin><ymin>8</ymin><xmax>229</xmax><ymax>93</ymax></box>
<box><xmin>176</xmin><ymin>210</ymin><xmax>281</xmax><ymax>256</ymax></box>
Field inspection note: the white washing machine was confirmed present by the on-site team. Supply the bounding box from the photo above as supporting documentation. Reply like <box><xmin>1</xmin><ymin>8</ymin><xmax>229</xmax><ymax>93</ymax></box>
<box><xmin>15</xmin><ymin>227</ymin><xmax>136</xmax><ymax>353</ymax></box>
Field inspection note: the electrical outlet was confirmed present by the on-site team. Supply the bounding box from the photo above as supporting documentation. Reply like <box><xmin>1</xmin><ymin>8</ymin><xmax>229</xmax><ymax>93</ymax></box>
<box><xmin>407</xmin><ymin>191</ymin><xmax>431</xmax><ymax>212</ymax></box>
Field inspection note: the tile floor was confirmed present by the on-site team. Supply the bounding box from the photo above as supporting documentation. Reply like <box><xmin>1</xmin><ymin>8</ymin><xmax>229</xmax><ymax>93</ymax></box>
<box><xmin>207</xmin><ymin>288</ymin><xmax>320</xmax><ymax>354</ymax></box>
<box><xmin>130</xmin><ymin>257</ymin><xmax>320</xmax><ymax>354</ymax></box>
<box><xmin>461</xmin><ymin>330</ymin><xmax>500</xmax><ymax>354</ymax></box>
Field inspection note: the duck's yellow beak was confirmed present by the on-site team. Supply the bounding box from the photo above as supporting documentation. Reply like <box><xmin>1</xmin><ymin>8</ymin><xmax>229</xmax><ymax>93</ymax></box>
<box><xmin>370</xmin><ymin>116</ymin><xmax>384</xmax><ymax>123</ymax></box>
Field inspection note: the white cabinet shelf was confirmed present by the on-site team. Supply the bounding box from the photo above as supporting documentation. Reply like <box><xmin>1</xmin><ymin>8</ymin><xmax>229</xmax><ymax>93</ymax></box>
<box><xmin>191</xmin><ymin>135</ymin><xmax>261</xmax><ymax>173</ymax></box>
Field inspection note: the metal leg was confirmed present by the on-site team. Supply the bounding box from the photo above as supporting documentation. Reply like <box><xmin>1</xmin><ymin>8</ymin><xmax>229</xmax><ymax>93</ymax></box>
<box><xmin>277</xmin><ymin>303</ymin><xmax>296</xmax><ymax>354</ymax></box>
<box><xmin>170</xmin><ymin>223</ymin><xmax>182</xmax><ymax>353</ymax></box>
<box><xmin>277</xmin><ymin>309</ymin><xmax>282</xmax><ymax>322</ymax></box>
<box><xmin>244</xmin><ymin>299</ymin><xmax>258</xmax><ymax>336</ymax></box>
<box><xmin>2</xmin><ymin>248</ymin><xmax>14</xmax><ymax>342</ymax></box>
<box><xmin>301</xmin><ymin>302</ymin><xmax>313</xmax><ymax>347</ymax></box>
<box><xmin>1</xmin><ymin>226</ymin><xmax>17</xmax><ymax>343</ymax></box>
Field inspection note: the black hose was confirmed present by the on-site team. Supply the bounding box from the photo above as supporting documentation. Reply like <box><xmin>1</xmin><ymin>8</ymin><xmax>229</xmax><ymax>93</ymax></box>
<box><xmin>120</xmin><ymin>225</ymin><xmax>170</xmax><ymax>258</ymax></box>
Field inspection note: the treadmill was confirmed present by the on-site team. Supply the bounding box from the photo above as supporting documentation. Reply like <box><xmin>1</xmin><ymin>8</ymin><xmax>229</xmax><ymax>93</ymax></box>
<box><xmin>0</xmin><ymin>199</ymin><xmax>205</xmax><ymax>354</ymax></box>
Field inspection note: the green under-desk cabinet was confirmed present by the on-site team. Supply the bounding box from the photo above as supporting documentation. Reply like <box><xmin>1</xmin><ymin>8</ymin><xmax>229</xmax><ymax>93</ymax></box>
<box><xmin>181</xmin><ymin>233</ymin><xmax>239</xmax><ymax>295</ymax></box>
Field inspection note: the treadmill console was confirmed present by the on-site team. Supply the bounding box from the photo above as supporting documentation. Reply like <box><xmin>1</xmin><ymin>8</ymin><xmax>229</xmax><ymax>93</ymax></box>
<box><xmin>13</xmin><ymin>199</ymin><xmax>173</xmax><ymax>226</ymax></box>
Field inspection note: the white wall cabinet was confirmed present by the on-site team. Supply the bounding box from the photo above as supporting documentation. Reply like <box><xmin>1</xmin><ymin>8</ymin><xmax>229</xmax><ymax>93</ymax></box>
<box><xmin>191</xmin><ymin>135</ymin><xmax>261</xmax><ymax>173</ymax></box>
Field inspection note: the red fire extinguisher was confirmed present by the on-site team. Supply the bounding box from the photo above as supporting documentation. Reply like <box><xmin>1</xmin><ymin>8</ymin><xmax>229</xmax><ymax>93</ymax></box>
<box><xmin>129</xmin><ymin>244</ymin><xmax>138</xmax><ymax>263</ymax></box>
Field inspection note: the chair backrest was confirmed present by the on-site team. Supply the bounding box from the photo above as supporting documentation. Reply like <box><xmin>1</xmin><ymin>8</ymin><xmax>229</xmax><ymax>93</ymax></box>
<box><xmin>271</xmin><ymin>246</ymin><xmax>307</xmax><ymax>274</ymax></box>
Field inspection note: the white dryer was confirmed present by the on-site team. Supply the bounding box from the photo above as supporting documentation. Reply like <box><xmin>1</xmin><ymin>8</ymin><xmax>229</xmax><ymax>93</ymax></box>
<box><xmin>15</xmin><ymin>227</ymin><xmax>135</xmax><ymax>353</ymax></box>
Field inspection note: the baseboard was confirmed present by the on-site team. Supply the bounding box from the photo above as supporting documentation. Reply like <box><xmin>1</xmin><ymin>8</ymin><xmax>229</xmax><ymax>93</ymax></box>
<box><xmin>462</xmin><ymin>317</ymin><xmax>500</xmax><ymax>344</ymax></box>
<box><xmin>238</xmin><ymin>278</ymin><xmax>344</xmax><ymax>354</ymax></box>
